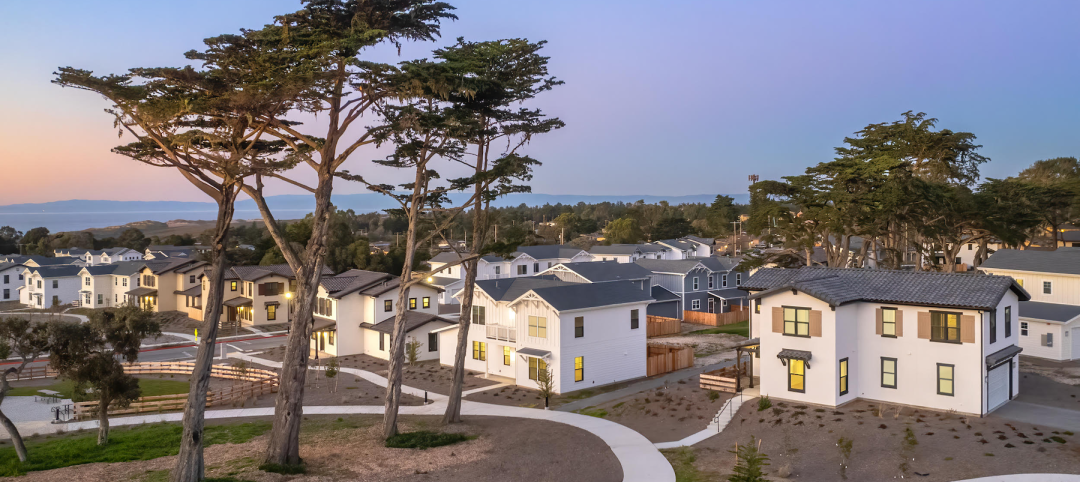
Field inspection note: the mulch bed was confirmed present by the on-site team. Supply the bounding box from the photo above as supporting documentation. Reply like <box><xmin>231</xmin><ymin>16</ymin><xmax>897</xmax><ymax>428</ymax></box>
<box><xmin>681</xmin><ymin>398</ymin><xmax>1080</xmax><ymax>481</ymax></box>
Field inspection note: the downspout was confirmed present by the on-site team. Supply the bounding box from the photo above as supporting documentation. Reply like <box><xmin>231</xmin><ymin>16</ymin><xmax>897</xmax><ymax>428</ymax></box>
<box><xmin>979</xmin><ymin>309</ymin><xmax>985</xmax><ymax>417</ymax></box>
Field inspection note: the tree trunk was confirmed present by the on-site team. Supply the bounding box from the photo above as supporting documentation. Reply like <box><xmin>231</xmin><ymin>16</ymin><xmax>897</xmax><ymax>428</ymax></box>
<box><xmin>97</xmin><ymin>396</ymin><xmax>111</xmax><ymax>446</ymax></box>
<box><xmin>172</xmin><ymin>189</ymin><xmax>236</xmax><ymax>482</ymax></box>
<box><xmin>443</xmin><ymin>257</ymin><xmax>479</xmax><ymax>424</ymax></box>
<box><xmin>0</xmin><ymin>366</ymin><xmax>31</xmax><ymax>461</ymax></box>
<box><xmin>261</xmin><ymin>172</ymin><xmax>335</xmax><ymax>467</ymax></box>
<box><xmin>384</xmin><ymin>184</ymin><xmax>422</xmax><ymax>439</ymax></box>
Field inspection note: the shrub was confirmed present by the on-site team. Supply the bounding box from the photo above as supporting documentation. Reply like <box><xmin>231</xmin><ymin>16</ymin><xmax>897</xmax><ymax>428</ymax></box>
<box><xmin>757</xmin><ymin>395</ymin><xmax>771</xmax><ymax>411</ymax></box>
<box><xmin>728</xmin><ymin>436</ymin><xmax>770</xmax><ymax>482</ymax></box>
<box><xmin>385</xmin><ymin>431</ymin><xmax>472</xmax><ymax>450</ymax></box>
<box><xmin>708</xmin><ymin>390</ymin><xmax>720</xmax><ymax>402</ymax></box>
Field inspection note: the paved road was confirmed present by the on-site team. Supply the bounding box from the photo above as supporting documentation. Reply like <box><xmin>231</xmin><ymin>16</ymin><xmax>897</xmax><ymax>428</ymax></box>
<box><xmin>991</xmin><ymin>400</ymin><xmax>1080</xmax><ymax>432</ymax></box>
<box><xmin>558</xmin><ymin>358</ymin><xmax>739</xmax><ymax>412</ymax></box>
<box><xmin>3</xmin><ymin>333</ymin><xmax>287</xmax><ymax>367</ymax></box>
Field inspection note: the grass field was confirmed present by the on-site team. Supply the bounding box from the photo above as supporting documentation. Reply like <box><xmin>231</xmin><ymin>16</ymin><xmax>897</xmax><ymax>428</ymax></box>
<box><xmin>688</xmin><ymin>321</ymin><xmax>749</xmax><ymax>338</ymax></box>
<box><xmin>6</xmin><ymin>378</ymin><xmax>190</xmax><ymax>399</ymax></box>
<box><xmin>0</xmin><ymin>421</ymin><xmax>271</xmax><ymax>476</ymax></box>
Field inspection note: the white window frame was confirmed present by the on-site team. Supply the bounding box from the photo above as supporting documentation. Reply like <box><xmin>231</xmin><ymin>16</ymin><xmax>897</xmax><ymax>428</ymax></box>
<box><xmin>692</xmin><ymin>277</ymin><xmax>699</xmax><ymax>290</ymax></box>
<box><xmin>692</xmin><ymin>299</ymin><xmax>701</xmax><ymax>310</ymax></box>
<box><xmin>1043</xmin><ymin>281</ymin><xmax>1052</xmax><ymax>295</ymax></box>
<box><xmin>708</xmin><ymin>276</ymin><xmax>714</xmax><ymax>289</ymax></box>
<box><xmin>722</xmin><ymin>274</ymin><xmax>728</xmax><ymax>287</ymax></box>
<box><xmin>1020</xmin><ymin>321</ymin><xmax>1028</xmax><ymax>336</ymax></box>
<box><xmin>736</xmin><ymin>273</ymin><xmax>742</xmax><ymax>285</ymax></box>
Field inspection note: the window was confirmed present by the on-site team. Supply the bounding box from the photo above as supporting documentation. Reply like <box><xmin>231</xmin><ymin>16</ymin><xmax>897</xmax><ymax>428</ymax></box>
<box><xmin>429</xmin><ymin>333</ymin><xmax>438</xmax><ymax>352</ymax></box>
<box><xmin>472</xmin><ymin>341</ymin><xmax>486</xmax><ymax>361</ymax></box>
<box><xmin>528</xmin><ymin>357</ymin><xmax>547</xmax><ymax>381</ymax></box>
<box><xmin>423</xmin><ymin>297</ymin><xmax>430</xmax><ymax>309</ymax></box>
<box><xmin>937</xmin><ymin>363</ymin><xmax>954</xmax><ymax>396</ymax></box>
<box><xmin>547</xmin><ymin>262</ymin><xmax>552</xmax><ymax>268</ymax></box>
<box><xmin>380</xmin><ymin>333</ymin><xmax>385</xmax><ymax>351</ymax></box>
<box><xmin>736</xmin><ymin>273</ymin><xmax>742</xmax><ymax>284</ymax></box>
<box><xmin>1021</xmin><ymin>321</ymin><xmax>1028</xmax><ymax>336</ymax></box>
<box><xmin>97</xmin><ymin>294</ymin><xmax>102</xmax><ymax>305</ymax></box>
<box><xmin>329</xmin><ymin>331</ymin><xmax>334</xmax><ymax>345</ymax></box>
<box><xmin>51</xmin><ymin>296</ymin><xmax>59</xmax><ymax>307</ymax></box>
<box><xmin>574</xmin><ymin>316</ymin><xmax>584</xmax><ymax>338</ymax></box>
<box><xmin>52</xmin><ymin>280</ymin><xmax>58</xmax><ymax>289</ymax></box>
<box><xmin>693</xmin><ymin>277</ymin><xmax>699</xmax><ymax>290</ymax></box>
<box><xmin>930</xmin><ymin>311</ymin><xmax>961</xmax><ymax>343</ymax></box>
<box><xmin>504</xmin><ymin>346</ymin><xmax>512</xmax><ymax>365</ymax></box>
<box><xmin>533</xmin><ymin>262</ymin><xmax>539</xmax><ymax>273</ymax></box>
<box><xmin>722</xmin><ymin>274</ymin><xmax>728</xmax><ymax>287</ymax></box>
<box><xmin>409</xmin><ymin>298</ymin><xmax>417</xmax><ymax>310</ymax></box>
<box><xmin>1016</xmin><ymin>278</ymin><xmax>1024</xmax><ymax>287</ymax></box>
<box><xmin>1005</xmin><ymin>306</ymin><xmax>1012</xmax><ymax>338</ymax></box>
<box><xmin>247</xmin><ymin>283</ymin><xmax>253</xmax><ymax>294</ymax></box>
<box><xmin>84</xmin><ymin>277</ymin><xmax>90</xmax><ymax>286</ymax></box>
<box><xmin>783</xmin><ymin>307</ymin><xmax>810</xmax><ymax>337</ymax></box>
<box><xmin>881</xmin><ymin>308</ymin><xmax>897</xmax><ymax>337</ymax></box>
<box><xmin>881</xmin><ymin>357</ymin><xmax>897</xmax><ymax>389</ymax></box>
<box><xmin>708</xmin><ymin>276</ymin><xmax>714</xmax><ymax>289</ymax></box>
<box><xmin>189</xmin><ymin>275</ymin><xmax>196</xmax><ymax>284</ymax></box>
<box><xmin>631</xmin><ymin>309</ymin><xmax>639</xmax><ymax>329</ymax></box>
<box><xmin>528</xmin><ymin>315</ymin><xmax>547</xmax><ymax>338</ymax></box>
<box><xmin>574</xmin><ymin>356</ymin><xmax>584</xmax><ymax>382</ymax></box>
<box><xmin>472</xmin><ymin>305</ymin><xmax>486</xmax><ymax>325</ymax></box>
<box><xmin>754</xmin><ymin>301</ymin><xmax>760</xmax><ymax>314</ymax></box>
<box><xmin>692</xmin><ymin>299</ymin><xmax>700</xmax><ymax>310</ymax></box>
<box><xmin>2</xmin><ymin>289</ymin><xmax>7</xmax><ymax>300</ymax></box>
<box><xmin>968</xmin><ymin>244</ymin><xmax>973</xmax><ymax>251</ymax></box>
<box><xmin>123</xmin><ymin>278</ymin><xmax>127</xmax><ymax>287</ymax></box>
<box><xmin>517</xmin><ymin>265</ymin><xmax>527</xmax><ymax>275</ymax></box>
<box><xmin>839</xmin><ymin>358</ymin><xmax>849</xmax><ymax>396</ymax></box>
<box><xmin>788</xmin><ymin>359</ymin><xmax>805</xmax><ymax>392</ymax></box>
<box><xmin>1043</xmin><ymin>281</ymin><xmax>1052</xmax><ymax>295</ymax></box>
<box><xmin>708</xmin><ymin>298</ymin><xmax>715</xmax><ymax>313</ymax></box>
<box><xmin>267</xmin><ymin>304</ymin><xmax>277</xmax><ymax>321</ymax></box>
<box><xmin>494</xmin><ymin>266</ymin><xmax>501</xmax><ymax>275</ymax></box>
<box><xmin>17</xmin><ymin>274</ymin><xmax>22</xmax><ymax>281</ymax></box>
<box><xmin>231</xmin><ymin>281</ymin><xmax>237</xmax><ymax>291</ymax></box>
<box><xmin>989</xmin><ymin>310</ymin><xmax>997</xmax><ymax>344</ymax></box>
<box><xmin>1043</xmin><ymin>333</ymin><xmax>1054</xmax><ymax>347</ymax></box>
<box><xmin>384</xmin><ymin>300</ymin><xmax>393</xmax><ymax>312</ymax></box>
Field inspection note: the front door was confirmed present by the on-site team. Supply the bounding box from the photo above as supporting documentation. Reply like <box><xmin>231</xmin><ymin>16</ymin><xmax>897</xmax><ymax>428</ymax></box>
<box><xmin>708</xmin><ymin>298</ymin><xmax>715</xmax><ymax>313</ymax></box>
<box><xmin>228</xmin><ymin>307</ymin><xmax>237</xmax><ymax>322</ymax></box>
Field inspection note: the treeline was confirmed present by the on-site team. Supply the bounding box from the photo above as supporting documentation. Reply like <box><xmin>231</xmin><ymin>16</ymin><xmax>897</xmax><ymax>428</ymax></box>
<box><xmin>746</xmin><ymin>111</ymin><xmax>1078</xmax><ymax>272</ymax></box>
<box><xmin>0</xmin><ymin>226</ymin><xmax>154</xmax><ymax>256</ymax></box>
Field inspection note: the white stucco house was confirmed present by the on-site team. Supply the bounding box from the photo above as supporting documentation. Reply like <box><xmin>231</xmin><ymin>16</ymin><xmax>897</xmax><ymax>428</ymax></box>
<box><xmin>310</xmin><ymin>269</ymin><xmax>448</xmax><ymax>359</ymax></box>
<box><xmin>743</xmin><ymin>267</ymin><xmax>1028</xmax><ymax>416</ymax></box>
<box><xmin>438</xmin><ymin>276</ymin><xmax>653</xmax><ymax>394</ymax></box>
<box><xmin>0</xmin><ymin>262</ymin><xmax>26</xmax><ymax>303</ymax></box>
<box><xmin>20</xmin><ymin>265</ymin><xmax>84</xmax><ymax>308</ymax></box>
<box><xmin>979</xmin><ymin>248</ymin><xmax>1080</xmax><ymax>361</ymax></box>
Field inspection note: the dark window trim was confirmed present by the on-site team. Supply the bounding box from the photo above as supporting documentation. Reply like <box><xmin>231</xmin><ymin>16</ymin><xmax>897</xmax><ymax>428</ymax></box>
<box><xmin>881</xmin><ymin>357</ymin><xmax>897</xmax><ymax>389</ymax></box>
<box><xmin>839</xmin><ymin>357</ymin><xmax>849</xmax><ymax>396</ymax></box>
<box><xmin>574</xmin><ymin>316</ymin><xmax>584</xmax><ymax>338</ymax></box>
<box><xmin>574</xmin><ymin>356</ymin><xmax>584</xmax><ymax>382</ymax></box>
<box><xmin>782</xmin><ymin>305</ymin><xmax>811</xmax><ymax>338</ymax></box>
<box><xmin>630</xmin><ymin>309</ymin><xmax>640</xmax><ymax>329</ymax></box>
<box><xmin>787</xmin><ymin>359</ymin><xmax>805</xmax><ymax>393</ymax></box>
<box><xmin>937</xmin><ymin>363</ymin><xmax>955</xmax><ymax>396</ymax></box>
<box><xmin>929</xmin><ymin>310</ymin><xmax>963</xmax><ymax>344</ymax></box>
<box><xmin>1004</xmin><ymin>306</ymin><xmax>1012</xmax><ymax>338</ymax></box>
<box><xmin>881</xmin><ymin>307</ymin><xmax>898</xmax><ymax>338</ymax></box>
<box><xmin>384</xmin><ymin>300</ymin><xmax>393</xmax><ymax>312</ymax></box>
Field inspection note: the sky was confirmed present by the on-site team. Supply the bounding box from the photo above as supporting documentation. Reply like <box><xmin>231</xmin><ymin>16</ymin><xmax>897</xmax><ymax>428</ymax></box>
<box><xmin>1</xmin><ymin>0</ymin><xmax>1079</xmax><ymax>205</ymax></box>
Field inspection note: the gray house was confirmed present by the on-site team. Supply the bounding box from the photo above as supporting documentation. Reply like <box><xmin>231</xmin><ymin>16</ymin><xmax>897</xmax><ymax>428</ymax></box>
<box><xmin>635</xmin><ymin>257</ymin><xmax>747</xmax><ymax>318</ymax></box>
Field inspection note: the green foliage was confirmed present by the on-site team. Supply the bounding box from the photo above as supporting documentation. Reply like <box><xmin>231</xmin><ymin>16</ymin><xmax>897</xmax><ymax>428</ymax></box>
<box><xmin>652</xmin><ymin>216</ymin><xmax>694</xmax><ymax>240</ymax></box>
<box><xmin>662</xmin><ymin>447</ymin><xmax>713</xmax><ymax>482</ymax></box>
<box><xmin>837</xmin><ymin>436</ymin><xmax>853</xmax><ymax>480</ymax></box>
<box><xmin>384</xmin><ymin>431</ymin><xmax>472</xmax><ymax>449</ymax></box>
<box><xmin>0</xmin><ymin>421</ymin><xmax>270</xmax><ymax>476</ymax></box>
<box><xmin>757</xmin><ymin>395</ymin><xmax>772</xmax><ymax>412</ymax></box>
<box><xmin>0</xmin><ymin>226</ymin><xmax>23</xmax><ymax>255</ymax></box>
<box><xmin>5</xmin><ymin>379</ymin><xmax>188</xmax><ymax>400</ymax></box>
<box><xmin>728</xmin><ymin>436</ymin><xmax>770</xmax><ymax>482</ymax></box>
<box><xmin>707</xmin><ymin>391</ymin><xmax>721</xmax><ymax>402</ymax></box>
<box><xmin>324</xmin><ymin>357</ymin><xmax>339</xmax><ymax>379</ymax></box>
<box><xmin>405</xmin><ymin>338</ymin><xmax>423</xmax><ymax>366</ymax></box>
<box><xmin>575</xmin><ymin>407</ymin><xmax>608</xmax><ymax>418</ymax></box>
<box><xmin>604</xmin><ymin>217</ymin><xmax>644</xmax><ymax>244</ymax></box>
<box><xmin>535</xmin><ymin>364</ymin><xmax>556</xmax><ymax>401</ymax></box>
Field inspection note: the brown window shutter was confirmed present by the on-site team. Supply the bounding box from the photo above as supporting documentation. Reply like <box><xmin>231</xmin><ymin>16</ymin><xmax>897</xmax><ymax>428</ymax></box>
<box><xmin>918</xmin><ymin>312</ymin><xmax>931</xmax><ymax>339</ymax></box>
<box><xmin>772</xmin><ymin>306</ymin><xmax>783</xmax><ymax>333</ymax></box>
<box><xmin>258</xmin><ymin>283</ymin><xmax>266</xmax><ymax>296</ymax></box>
<box><xmin>895</xmin><ymin>310</ymin><xmax>904</xmax><ymax>337</ymax></box>
<box><xmin>809</xmin><ymin>310</ymin><xmax>822</xmax><ymax>337</ymax></box>
<box><xmin>875</xmin><ymin>308</ymin><xmax>883</xmax><ymax>335</ymax></box>
<box><xmin>961</xmin><ymin>315</ymin><xmax>976</xmax><ymax>343</ymax></box>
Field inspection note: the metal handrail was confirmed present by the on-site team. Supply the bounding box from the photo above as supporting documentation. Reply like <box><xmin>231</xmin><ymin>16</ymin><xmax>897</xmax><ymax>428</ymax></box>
<box><xmin>712</xmin><ymin>390</ymin><xmax>744</xmax><ymax>432</ymax></box>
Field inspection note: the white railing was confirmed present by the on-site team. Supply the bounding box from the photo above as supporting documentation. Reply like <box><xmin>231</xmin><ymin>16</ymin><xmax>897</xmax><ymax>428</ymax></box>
<box><xmin>480</xmin><ymin>273</ymin><xmax>508</xmax><ymax>280</ymax></box>
<box><xmin>486</xmin><ymin>324</ymin><xmax>516</xmax><ymax>342</ymax></box>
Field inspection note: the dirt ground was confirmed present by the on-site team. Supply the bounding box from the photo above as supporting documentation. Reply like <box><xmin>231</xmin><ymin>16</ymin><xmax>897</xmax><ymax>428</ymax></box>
<box><xmin>11</xmin><ymin>415</ymin><xmax>622</xmax><ymax>482</ymax></box>
<box><xmin>677</xmin><ymin>398</ymin><xmax>1080</xmax><ymax>481</ymax></box>
<box><xmin>650</xmin><ymin>330</ymin><xmax>748</xmax><ymax>366</ymax></box>
<box><xmin>255</xmin><ymin>348</ymin><xmax>498</xmax><ymax>397</ymax></box>
<box><xmin>575</xmin><ymin>374</ymin><xmax>734</xmax><ymax>443</ymax></box>
<box><xmin>0</xmin><ymin>313</ymin><xmax>82</xmax><ymax>324</ymax></box>
<box><xmin>1021</xmin><ymin>355</ymin><xmax>1080</xmax><ymax>385</ymax></box>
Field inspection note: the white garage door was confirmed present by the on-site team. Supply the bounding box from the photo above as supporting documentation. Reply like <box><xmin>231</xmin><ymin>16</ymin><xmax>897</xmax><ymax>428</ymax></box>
<box><xmin>987</xmin><ymin>363</ymin><xmax>1011</xmax><ymax>412</ymax></box>
<box><xmin>1072</xmin><ymin>328</ymin><xmax>1080</xmax><ymax>360</ymax></box>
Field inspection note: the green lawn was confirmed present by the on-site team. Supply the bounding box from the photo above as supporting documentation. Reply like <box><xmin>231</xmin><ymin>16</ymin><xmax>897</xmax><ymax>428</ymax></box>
<box><xmin>0</xmin><ymin>421</ymin><xmax>271</xmax><ymax>476</ymax></box>
<box><xmin>6</xmin><ymin>378</ymin><xmax>190</xmax><ymax>400</ymax></box>
<box><xmin>689</xmin><ymin>321</ymin><xmax>749</xmax><ymax>338</ymax></box>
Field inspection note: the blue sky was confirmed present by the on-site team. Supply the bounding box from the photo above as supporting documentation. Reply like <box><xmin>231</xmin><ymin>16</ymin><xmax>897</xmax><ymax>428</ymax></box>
<box><xmin>2</xmin><ymin>0</ymin><xmax>1078</xmax><ymax>204</ymax></box>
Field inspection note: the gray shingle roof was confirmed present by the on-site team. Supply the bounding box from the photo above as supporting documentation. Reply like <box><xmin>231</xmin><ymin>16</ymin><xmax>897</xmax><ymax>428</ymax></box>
<box><xmin>697</xmin><ymin>256</ymin><xmax>743</xmax><ymax>272</ymax></box>
<box><xmin>1018</xmin><ymin>301</ymin><xmax>1080</xmax><ymax>323</ymax></box>
<box><xmin>25</xmin><ymin>256</ymin><xmax>81</xmax><ymax>266</ymax></box>
<box><xmin>362</xmin><ymin>311</ymin><xmax>454</xmax><ymax>334</ymax></box>
<box><xmin>322</xmin><ymin>269</ymin><xmax>442</xmax><ymax>299</ymax></box>
<box><xmin>709</xmin><ymin>288</ymin><xmax>748</xmax><ymax>299</ymax></box>
<box><xmin>25</xmin><ymin>265</ymin><xmax>84</xmax><ymax>277</ymax></box>
<box><xmin>743</xmin><ymin>267</ymin><xmax>1029</xmax><ymax>311</ymax></box>
<box><xmin>589</xmin><ymin>244</ymin><xmax>645</xmax><ymax>255</ymax></box>
<box><xmin>980</xmin><ymin>248</ymin><xmax>1080</xmax><ymax>276</ymax></box>
<box><xmin>227</xmin><ymin>264</ymin><xmax>333</xmax><ymax>281</ymax></box>
<box><xmin>651</xmin><ymin>285</ymin><xmax>680</xmax><ymax>302</ymax></box>
<box><xmin>634</xmin><ymin>259</ymin><xmax>707</xmax><ymax>275</ymax></box>
<box><xmin>475</xmin><ymin>276</ymin><xmax>567</xmax><ymax>301</ymax></box>
<box><xmin>550</xmin><ymin>261</ymin><xmax>651</xmax><ymax>282</ymax></box>
<box><xmin>0</xmin><ymin>262</ymin><xmax>24</xmax><ymax>273</ymax></box>
<box><xmin>512</xmin><ymin>244</ymin><xmax>589</xmax><ymax>260</ymax></box>
<box><xmin>681</xmin><ymin>235</ymin><xmax>714</xmax><ymax>246</ymax></box>
<box><xmin>428</xmin><ymin>276</ymin><xmax>460</xmax><ymax>287</ymax></box>
<box><xmin>428</xmin><ymin>252</ymin><xmax>462</xmax><ymax>264</ymax></box>
<box><xmin>527</xmin><ymin>280</ymin><xmax>655</xmax><ymax>311</ymax></box>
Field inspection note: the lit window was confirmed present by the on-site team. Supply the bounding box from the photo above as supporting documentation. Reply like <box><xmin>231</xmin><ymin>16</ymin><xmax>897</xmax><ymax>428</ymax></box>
<box><xmin>930</xmin><ymin>312</ymin><xmax>960</xmax><ymax>343</ymax></box>
<box><xmin>503</xmin><ymin>346</ymin><xmax>512</xmax><ymax>365</ymax></box>
<box><xmin>788</xmin><ymin>359</ymin><xmax>804</xmax><ymax>392</ymax></box>
<box><xmin>472</xmin><ymin>341</ymin><xmax>487</xmax><ymax>361</ymax></box>
<box><xmin>528</xmin><ymin>316</ymin><xmax>547</xmax><ymax>338</ymax></box>
<box><xmin>937</xmin><ymin>364</ymin><xmax>954</xmax><ymax>396</ymax></box>
<box><xmin>839</xmin><ymin>358</ymin><xmax>849</xmax><ymax>396</ymax></box>
<box><xmin>574</xmin><ymin>356</ymin><xmax>584</xmax><ymax>382</ymax></box>
<box><xmin>881</xmin><ymin>358</ymin><xmax>897</xmax><ymax>389</ymax></box>
<box><xmin>784</xmin><ymin>307</ymin><xmax>809</xmax><ymax>337</ymax></box>
<box><xmin>528</xmin><ymin>357</ymin><xmax>547</xmax><ymax>381</ymax></box>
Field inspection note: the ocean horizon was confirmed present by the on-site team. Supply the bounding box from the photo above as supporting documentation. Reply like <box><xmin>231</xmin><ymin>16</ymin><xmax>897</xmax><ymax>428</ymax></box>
<box><xmin>0</xmin><ymin>210</ymin><xmax>309</xmax><ymax>233</ymax></box>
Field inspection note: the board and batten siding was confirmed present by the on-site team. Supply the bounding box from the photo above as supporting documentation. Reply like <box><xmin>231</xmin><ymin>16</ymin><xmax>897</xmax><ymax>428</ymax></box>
<box><xmin>649</xmin><ymin>273</ymin><xmax>683</xmax><ymax>294</ymax></box>
<box><xmin>555</xmin><ymin>303</ymin><xmax>648</xmax><ymax>394</ymax></box>
<box><xmin>980</xmin><ymin>268</ymin><xmax>1080</xmax><ymax>305</ymax></box>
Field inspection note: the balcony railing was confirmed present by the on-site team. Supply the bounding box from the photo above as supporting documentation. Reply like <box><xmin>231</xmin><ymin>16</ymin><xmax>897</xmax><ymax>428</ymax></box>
<box><xmin>481</xmin><ymin>273</ymin><xmax>508</xmax><ymax>280</ymax></box>
<box><xmin>486</xmin><ymin>324</ymin><xmax>516</xmax><ymax>342</ymax></box>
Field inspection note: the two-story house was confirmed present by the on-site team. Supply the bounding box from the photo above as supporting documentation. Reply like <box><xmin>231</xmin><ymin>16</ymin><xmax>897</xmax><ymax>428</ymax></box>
<box><xmin>309</xmin><ymin>269</ymin><xmax>448</xmax><ymax>359</ymax></box>
<box><xmin>742</xmin><ymin>267</ymin><xmax>1028</xmax><ymax>415</ymax></box>
<box><xmin>144</xmin><ymin>245</ymin><xmax>204</xmax><ymax>260</ymax></box>
<box><xmin>127</xmin><ymin>259</ymin><xmax>206</xmax><ymax>312</ymax></box>
<box><xmin>19</xmin><ymin>265</ymin><xmax>84</xmax><ymax>308</ymax></box>
<box><xmin>979</xmin><ymin>248</ymin><xmax>1080</xmax><ymax>360</ymax></box>
<box><xmin>438</xmin><ymin>276</ymin><xmax>653</xmax><ymax>394</ymax></box>
<box><xmin>426</xmin><ymin>245</ymin><xmax>595</xmax><ymax>305</ymax></box>
<box><xmin>0</xmin><ymin>262</ymin><xmax>26</xmax><ymax>303</ymax></box>
<box><xmin>588</xmin><ymin>244</ymin><xmax>670</xmax><ymax>263</ymax></box>
<box><xmin>213</xmin><ymin>264</ymin><xmax>334</xmax><ymax>327</ymax></box>
<box><xmin>541</xmin><ymin>261</ymin><xmax>682</xmax><ymax>318</ymax></box>
<box><xmin>76</xmin><ymin>261</ymin><xmax>146</xmax><ymax>308</ymax></box>
<box><xmin>635</xmin><ymin>258</ymin><xmax>747</xmax><ymax>317</ymax></box>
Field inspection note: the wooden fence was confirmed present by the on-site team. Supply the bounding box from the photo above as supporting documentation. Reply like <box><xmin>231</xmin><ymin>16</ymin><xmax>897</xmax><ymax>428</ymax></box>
<box><xmin>122</xmin><ymin>361</ymin><xmax>279</xmax><ymax>382</ymax></box>
<box><xmin>682</xmin><ymin>308</ymin><xmax>749</xmax><ymax>327</ymax></box>
<box><xmin>646</xmin><ymin>315</ymin><xmax>681</xmax><ymax>337</ymax></box>
<box><xmin>700</xmin><ymin>365</ymin><xmax>748</xmax><ymax>393</ymax></box>
<box><xmin>10</xmin><ymin>366</ymin><xmax>58</xmax><ymax>382</ymax></box>
<box><xmin>646</xmin><ymin>344</ymin><xmax>694</xmax><ymax>377</ymax></box>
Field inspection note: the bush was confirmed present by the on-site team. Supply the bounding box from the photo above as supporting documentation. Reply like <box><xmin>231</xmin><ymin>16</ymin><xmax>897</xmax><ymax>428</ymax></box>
<box><xmin>708</xmin><ymin>390</ymin><xmax>720</xmax><ymax>401</ymax></box>
<box><xmin>757</xmin><ymin>395</ymin><xmax>771</xmax><ymax>412</ymax></box>
<box><xmin>385</xmin><ymin>431</ymin><xmax>472</xmax><ymax>450</ymax></box>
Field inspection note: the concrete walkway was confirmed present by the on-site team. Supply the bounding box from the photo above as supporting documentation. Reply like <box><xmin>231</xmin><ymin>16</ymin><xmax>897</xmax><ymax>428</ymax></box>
<box><xmin>653</xmin><ymin>387</ymin><xmax>756</xmax><ymax>449</ymax></box>
<box><xmin>954</xmin><ymin>475</ymin><xmax>1080</xmax><ymax>482</ymax></box>
<box><xmin>991</xmin><ymin>401</ymin><xmax>1080</xmax><ymax>432</ymax></box>
<box><xmin>558</xmin><ymin>359</ymin><xmax>737</xmax><ymax>412</ymax></box>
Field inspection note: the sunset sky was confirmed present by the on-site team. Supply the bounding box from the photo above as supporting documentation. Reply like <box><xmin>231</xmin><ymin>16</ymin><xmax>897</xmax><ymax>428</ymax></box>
<box><xmin>2</xmin><ymin>0</ymin><xmax>1078</xmax><ymax>205</ymax></box>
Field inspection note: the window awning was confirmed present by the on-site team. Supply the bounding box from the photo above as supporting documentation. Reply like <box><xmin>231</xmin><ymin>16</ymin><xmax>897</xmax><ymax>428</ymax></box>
<box><xmin>986</xmin><ymin>345</ymin><xmax>1022</xmax><ymax>369</ymax></box>
<box><xmin>517</xmin><ymin>347</ymin><xmax>551</xmax><ymax>359</ymax></box>
<box><xmin>264</xmin><ymin>301</ymin><xmax>281</xmax><ymax>306</ymax></box>
<box><xmin>777</xmin><ymin>348</ymin><xmax>812</xmax><ymax>368</ymax></box>
<box><xmin>174</xmin><ymin>285</ymin><xmax>202</xmax><ymax>297</ymax></box>
<box><xmin>223</xmin><ymin>297</ymin><xmax>253</xmax><ymax>308</ymax></box>
<box><xmin>126</xmin><ymin>287</ymin><xmax>157</xmax><ymax>297</ymax></box>
<box><xmin>312</xmin><ymin>318</ymin><xmax>336</xmax><ymax>332</ymax></box>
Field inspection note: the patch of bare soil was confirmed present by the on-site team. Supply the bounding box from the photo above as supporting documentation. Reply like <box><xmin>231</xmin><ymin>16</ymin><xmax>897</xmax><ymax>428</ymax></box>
<box><xmin>14</xmin><ymin>415</ymin><xmax>622</xmax><ymax>482</ymax></box>
<box><xmin>154</xmin><ymin>311</ymin><xmax>203</xmax><ymax>333</ymax></box>
<box><xmin>584</xmin><ymin>374</ymin><xmax>733</xmax><ymax>443</ymax></box>
<box><xmin>685</xmin><ymin>398</ymin><xmax>1080</xmax><ymax>481</ymax></box>
<box><xmin>652</xmin><ymin>332</ymin><xmax>747</xmax><ymax>366</ymax></box>
<box><xmin>255</xmin><ymin>348</ymin><xmax>498</xmax><ymax>397</ymax></box>
<box><xmin>465</xmin><ymin>384</ymin><xmax>548</xmax><ymax>408</ymax></box>
<box><xmin>0</xmin><ymin>313</ymin><xmax>82</xmax><ymax>324</ymax></box>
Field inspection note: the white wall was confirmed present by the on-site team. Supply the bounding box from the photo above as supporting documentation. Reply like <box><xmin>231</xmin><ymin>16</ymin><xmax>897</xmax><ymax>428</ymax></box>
<box><xmin>1018</xmin><ymin>318</ymin><xmax>1066</xmax><ymax>360</ymax></box>
<box><xmin>980</xmin><ymin>268</ymin><xmax>1079</xmax><ymax>305</ymax></box>
<box><xmin>0</xmin><ymin>266</ymin><xmax>22</xmax><ymax>302</ymax></box>
<box><xmin>555</xmin><ymin>303</ymin><xmax>648</xmax><ymax>394</ymax></box>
